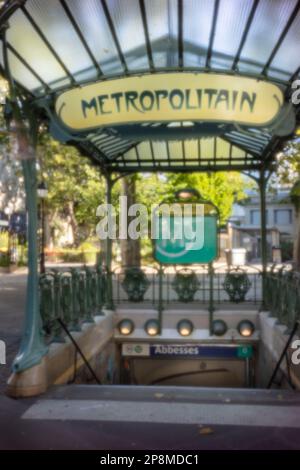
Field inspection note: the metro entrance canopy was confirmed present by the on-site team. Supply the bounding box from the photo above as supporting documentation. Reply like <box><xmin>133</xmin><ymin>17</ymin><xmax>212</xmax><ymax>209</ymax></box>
<box><xmin>1</xmin><ymin>0</ymin><xmax>300</xmax><ymax>379</ymax></box>
<box><xmin>0</xmin><ymin>0</ymin><xmax>300</xmax><ymax>173</ymax></box>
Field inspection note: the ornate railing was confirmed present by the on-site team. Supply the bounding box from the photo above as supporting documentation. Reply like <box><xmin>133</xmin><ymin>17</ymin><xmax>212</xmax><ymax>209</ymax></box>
<box><xmin>39</xmin><ymin>263</ymin><xmax>300</xmax><ymax>340</ymax></box>
<box><xmin>112</xmin><ymin>264</ymin><xmax>262</xmax><ymax>306</ymax></box>
<box><xmin>39</xmin><ymin>266</ymin><xmax>107</xmax><ymax>343</ymax></box>
<box><xmin>265</xmin><ymin>265</ymin><xmax>300</xmax><ymax>331</ymax></box>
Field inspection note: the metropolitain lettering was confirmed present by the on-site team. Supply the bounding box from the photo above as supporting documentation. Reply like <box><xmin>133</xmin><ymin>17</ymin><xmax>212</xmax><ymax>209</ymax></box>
<box><xmin>81</xmin><ymin>88</ymin><xmax>257</xmax><ymax>119</ymax></box>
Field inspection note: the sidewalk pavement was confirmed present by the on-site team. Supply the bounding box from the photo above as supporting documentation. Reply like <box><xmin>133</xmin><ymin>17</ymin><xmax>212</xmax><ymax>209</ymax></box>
<box><xmin>0</xmin><ymin>271</ymin><xmax>26</xmax><ymax>394</ymax></box>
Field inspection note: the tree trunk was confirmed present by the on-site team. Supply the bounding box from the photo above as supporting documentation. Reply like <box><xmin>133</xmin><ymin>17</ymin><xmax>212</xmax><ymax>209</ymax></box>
<box><xmin>120</xmin><ymin>175</ymin><xmax>141</xmax><ymax>267</ymax></box>
<box><xmin>67</xmin><ymin>201</ymin><xmax>79</xmax><ymax>246</ymax></box>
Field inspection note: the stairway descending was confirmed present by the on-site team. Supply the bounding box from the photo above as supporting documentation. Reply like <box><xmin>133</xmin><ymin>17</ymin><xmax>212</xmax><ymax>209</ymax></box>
<box><xmin>18</xmin><ymin>384</ymin><xmax>300</xmax><ymax>450</ymax></box>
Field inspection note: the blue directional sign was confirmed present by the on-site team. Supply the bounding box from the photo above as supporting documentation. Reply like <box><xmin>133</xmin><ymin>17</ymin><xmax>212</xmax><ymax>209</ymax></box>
<box><xmin>150</xmin><ymin>344</ymin><xmax>253</xmax><ymax>358</ymax></box>
<box><xmin>9</xmin><ymin>212</ymin><xmax>27</xmax><ymax>235</ymax></box>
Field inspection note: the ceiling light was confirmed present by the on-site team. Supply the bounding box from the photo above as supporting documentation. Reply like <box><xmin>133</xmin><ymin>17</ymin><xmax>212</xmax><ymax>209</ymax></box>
<box><xmin>177</xmin><ymin>319</ymin><xmax>194</xmax><ymax>337</ymax></box>
<box><xmin>237</xmin><ymin>320</ymin><xmax>255</xmax><ymax>337</ymax></box>
<box><xmin>118</xmin><ymin>319</ymin><xmax>134</xmax><ymax>336</ymax></box>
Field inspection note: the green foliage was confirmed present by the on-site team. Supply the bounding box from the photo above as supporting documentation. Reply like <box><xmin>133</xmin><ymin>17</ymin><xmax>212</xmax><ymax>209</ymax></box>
<box><xmin>163</xmin><ymin>172</ymin><xmax>248</xmax><ymax>225</ymax></box>
<box><xmin>291</xmin><ymin>179</ymin><xmax>300</xmax><ymax>210</ymax></box>
<box><xmin>275</xmin><ymin>140</ymin><xmax>300</xmax><ymax>184</ymax></box>
<box><xmin>46</xmin><ymin>245</ymin><xmax>99</xmax><ymax>264</ymax></box>
<box><xmin>132</xmin><ymin>171</ymin><xmax>249</xmax><ymax>264</ymax></box>
<box><xmin>0</xmin><ymin>251</ymin><xmax>10</xmax><ymax>267</ymax></box>
<box><xmin>135</xmin><ymin>174</ymin><xmax>168</xmax><ymax>207</ymax></box>
<box><xmin>38</xmin><ymin>132</ymin><xmax>106</xmax><ymax>243</ymax></box>
<box><xmin>135</xmin><ymin>172</ymin><xmax>248</xmax><ymax>225</ymax></box>
<box><xmin>272</xmin><ymin>139</ymin><xmax>300</xmax><ymax>209</ymax></box>
<box><xmin>0</xmin><ymin>232</ymin><xmax>8</xmax><ymax>249</ymax></box>
<box><xmin>272</xmin><ymin>140</ymin><xmax>300</xmax><ymax>267</ymax></box>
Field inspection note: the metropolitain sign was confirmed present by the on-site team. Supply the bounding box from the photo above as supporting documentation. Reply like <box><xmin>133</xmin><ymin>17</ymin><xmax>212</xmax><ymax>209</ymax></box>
<box><xmin>55</xmin><ymin>73</ymin><xmax>284</xmax><ymax>131</ymax></box>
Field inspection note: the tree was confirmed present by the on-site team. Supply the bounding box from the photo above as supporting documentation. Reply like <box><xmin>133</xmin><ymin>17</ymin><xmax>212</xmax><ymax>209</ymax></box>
<box><xmin>120</xmin><ymin>175</ymin><xmax>141</xmax><ymax>266</ymax></box>
<box><xmin>38</xmin><ymin>132</ymin><xmax>106</xmax><ymax>246</ymax></box>
<box><xmin>273</xmin><ymin>139</ymin><xmax>300</xmax><ymax>268</ymax></box>
<box><xmin>122</xmin><ymin>171</ymin><xmax>249</xmax><ymax>264</ymax></box>
<box><xmin>0</xmin><ymin>77</ymin><xmax>25</xmax><ymax>214</ymax></box>
<box><xmin>164</xmin><ymin>172</ymin><xmax>248</xmax><ymax>225</ymax></box>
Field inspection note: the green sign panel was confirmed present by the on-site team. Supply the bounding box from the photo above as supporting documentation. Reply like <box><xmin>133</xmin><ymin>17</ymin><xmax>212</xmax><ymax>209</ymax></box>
<box><xmin>237</xmin><ymin>345</ymin><xmax>253</xmax><ymax>359</ymax></box>
<box><xmin>153</xmin><ymin>214</ymin><xmax>218</xmax><ymax>264</ymax></box>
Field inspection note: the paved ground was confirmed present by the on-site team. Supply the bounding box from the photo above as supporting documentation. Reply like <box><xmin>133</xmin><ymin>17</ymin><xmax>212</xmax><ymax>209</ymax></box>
<box><xmin>1</xmin><ymin>385</ymin><xmax>300</xmax><ymax>450</ymax></box>
<box><xmin>0</xmin><ymin>270</ymin><xmax>26</xmax><ymax>393</ymax></box>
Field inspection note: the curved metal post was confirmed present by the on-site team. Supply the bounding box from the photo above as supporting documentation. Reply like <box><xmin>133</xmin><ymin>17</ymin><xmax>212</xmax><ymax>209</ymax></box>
<box><xmin>1</xmin><ymin>24</ymin><xmax>48</xmax><ymax>372</ymax></box>
<box><xmin>244</xmin><ymin>170</ymin><xmax>272</xmax><ymax>310</ymax></box>
<box><xmin>157</xmin><ymin>265</ymin><xmax>164</xmax><ymax>334</ymax></box>
<box><xmin>13</xmin><ymin>158</ymin><xmax>48</xmax><ymax>372</ymax></box>
<box><xmin>259</xmin><ymin>170</ymin><xmax>268</xmax><ymax>310</ymax></box>
<box><xmin>208</xmin><ymin>262</ymin><xmax>214</xmax><ymax>335</ymax></box>
<box><xmin>105</xmin><ymin>174</ymin><xmax>114</xmax><ymax>310</ymax></box>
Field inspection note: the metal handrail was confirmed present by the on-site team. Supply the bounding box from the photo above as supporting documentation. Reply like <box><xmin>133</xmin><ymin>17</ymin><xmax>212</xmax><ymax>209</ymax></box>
<box><xmin>39</xmin><ymin>266</ymin><xmax>106</xmax><ymax>343</ymax></box>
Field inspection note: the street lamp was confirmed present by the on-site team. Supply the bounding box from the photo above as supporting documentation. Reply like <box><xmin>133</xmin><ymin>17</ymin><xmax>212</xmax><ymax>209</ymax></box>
<box><xmin>175</xmin><ymin>188</ymin><xmax>200</xmax><ymax>200</ymax></box>
<box><xmin>37</xmin><ymin>181</ymin><xmax>48</xmax><ymax>274</ymax></box>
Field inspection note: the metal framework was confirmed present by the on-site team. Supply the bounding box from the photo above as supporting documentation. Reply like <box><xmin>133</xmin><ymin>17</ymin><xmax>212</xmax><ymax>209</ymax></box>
<box><xmin>1</xmin><ymin>0</ymin><xmax>300</xmax><ymax>375</ymax></box>
<box><xmin>0</xmin><ymin>0</ymin><xmax>299</xmax><ymax>173</ymax></box>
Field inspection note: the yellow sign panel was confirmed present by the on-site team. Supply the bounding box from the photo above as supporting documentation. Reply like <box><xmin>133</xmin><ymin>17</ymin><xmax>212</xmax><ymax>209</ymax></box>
<box><xmin>55</xmin><ymin>73</ymin><xmax>284</xmax><ymax>131</ymax></box>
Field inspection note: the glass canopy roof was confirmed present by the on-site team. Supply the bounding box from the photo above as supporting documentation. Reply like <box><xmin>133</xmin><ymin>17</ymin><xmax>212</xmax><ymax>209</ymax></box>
<box><xmin>0</xmin><ymin>0</ymin><xmax>299</xmax><ymax>173</ymax></box>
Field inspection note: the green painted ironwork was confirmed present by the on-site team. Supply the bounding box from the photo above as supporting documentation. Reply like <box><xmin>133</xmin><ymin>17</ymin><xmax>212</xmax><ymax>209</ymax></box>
<box><xmin>112</xmin><ymin>265</ymin><xmax>261</xmax><ymax>305</ymax></box>
<box><xmin>12</xmin><ymin>158</ymin><xmax>49</xmax><ymax>372</ymax></box>
<box><xmin>96</xmin><ymin>264</ymin><xmax>106</xmax><ymax>315</ymax></box>
<box><xmin>39</xmin><ymin>267</ymin><xmax>107</xmax><ymax>343</ymax></box>
<box><xmin>243</xmin><ymin>170</ymin><xmax>272</xmax><ymax>310</ymax></box>
<box><xmin>1</xmin><ymin>22</ymin><xmax>49</xmax><ymax>372</ymax></box>
<box><xmin>121</xmin><ymin>267</ymin><xmax>150</xmax><ymax>302</ymax></box>
<box><xmin>265</xmin><ymin>267</ymin><xmax>300</xmax><ymax>332</ymax></box>
<box><xmin>84</xmin><ymin>267</ymin><xmax>96</xmax><ymax>323</ymax></box>
<box><xmin>60</xmin><ymin>272</ymin><xmax>73</xmax><ymax>327</ymax></box>
<box><xmin>39</xmin><ymin>273</ymin><xmax>54</xmax><ymax>337</ymax></box>
<box><xmin>259</xmin><ymin>171</ymin><xmax>268</xmax><ymax>310</ymax></box>
<box><xmin>70</xmin><ymin>268</ymin><xmax>82</xmax><ymax>331</ymax></box>
<box><xmin>105</xmin><ymin>174</ymin><xmax>114</xmax><ymax>310</ymax></box>
<box><xmin>172</xmin><ymin>268</ymin><xmax>199</xmax><ymax>302</ymax></box>
<box><xmin>52</xmin><ymin>270</ymin><xmax>65</xmax><ymax>342</ymax></box>
<box><xmin>208</xmin><ymin>262</ymin><xmax>215</xmax><ymax>335</ymax></box>
<box><xmin>2</xmin><ymin>0</ymin><xmax>298</xmax><ymax>374</ymax></box>
<box><xmin>223</xmin><ymin>268</ymin><xmax>252</xmax><ymax>303</ymax></box>
<box><xmin>157</xmin><ymin>265</ymin><xmax>164</xmax><ymax>335</ymax></box>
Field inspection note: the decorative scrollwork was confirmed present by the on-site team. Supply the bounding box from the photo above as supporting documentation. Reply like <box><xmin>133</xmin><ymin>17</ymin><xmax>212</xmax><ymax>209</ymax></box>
<box><xmin>223</xmin><ymin>268</ymin><xmax>251</xmax><ymax>303</ymax></box>
<box><xmin>172</xmin><ymin>269</ymin><xmax>199</xmax><ymax>302</ymax></box>
<box><xmin>122</xmin><ymin>267</ymin><xmax>150</xmax><ymax>302</ymax></box>
<box><xmin>39</xmin><ymin>274</ymin><xmax>54</xmax><ymax>336</ymax></box>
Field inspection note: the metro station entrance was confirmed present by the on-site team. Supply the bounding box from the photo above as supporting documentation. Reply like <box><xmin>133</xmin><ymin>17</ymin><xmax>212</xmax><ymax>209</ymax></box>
<box><xmin>1</xmin><ymin>0</ymin><xmax>300</xmax><ymax>450</ymax></box>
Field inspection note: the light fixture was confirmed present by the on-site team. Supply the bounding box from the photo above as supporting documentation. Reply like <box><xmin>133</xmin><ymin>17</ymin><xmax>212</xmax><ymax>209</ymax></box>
<box><xmin>145</xmin><ymin>319</ymin><xmax>159</xmax><ymax>336</ymax></box>
<box><xmin>175</xmin><ymin>188</ymin><xmax>200</xmax><ymax>201</ymax></box>
<box><xmin>177</xmin><ymin>319</ymin><xmax>193</xmax><ymax>337</ymax></box>
<box><xmin>37</xmin><ymin>181</ymin><xmax>48</xmax><ymax>199</ymax></box>
<box><xmin>212</xmin><ymin>319</ymin><xmax>227</xmax><ymax>336</ymax></box>
<box><xmin>118</xmin><ymin>319</ymin><xmax>134</xmax><ymax>336</ymax></box>
<box><xmin>167</xmin><ymin>121</ymin><xmax>194</xmax><ymax>128</ymax></box>
<box><xmin>237</xmin><ymin>320</ymin><xmax>255</xmax><ymax>337</ymax></box>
